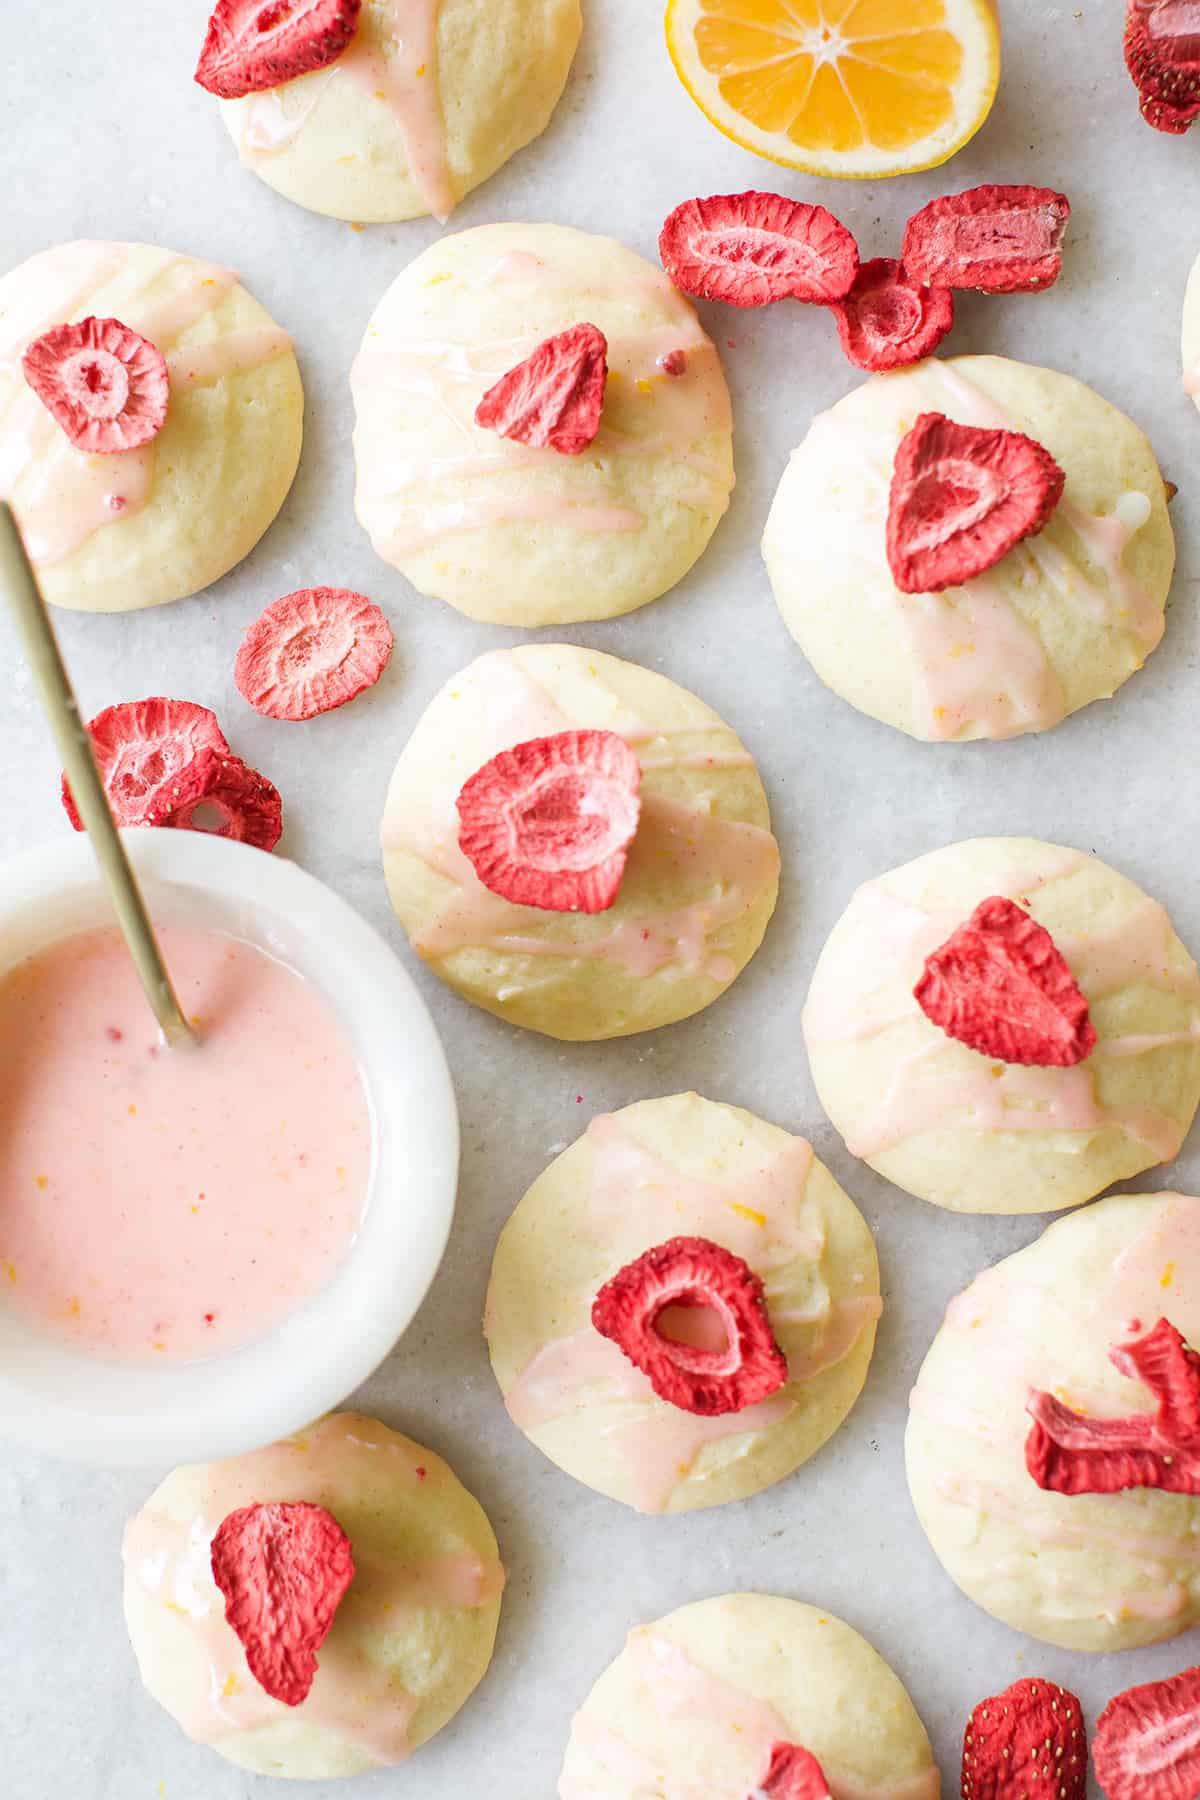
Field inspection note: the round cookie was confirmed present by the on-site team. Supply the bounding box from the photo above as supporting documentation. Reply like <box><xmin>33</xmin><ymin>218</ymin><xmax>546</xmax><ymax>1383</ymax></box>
<box><xmin>1182</xmin><ymin>250</ymin><xmax>1200</xmax><ymax>409</ymax></box>
<box><xmin>486</xmin><ymin>1093</ymin><xmax>880</xmax><ymax>1515</ymax></box>
<box><xmin>762</xmin><ymin>355</ymin><xmax>1173</xmax><ymax>741</ymax></box>
<box><xmin>122</xmin><ymin>1411</ymin><xmax>504</xmax><ymax>1779</ymax></box>
<box><xmin>803</xmin><ymin>837</ymin><xmax>1200</xmax><ymax>1215</ymax></box>
<box><xmin>351</xmin><ymin>222</ymin><xmax>734</xmax><ymax>626</ymax></box>
<box><xmin>381</xmin><ymin>645</ymin><xmax>779</xmax><ymax>1040</ymax></box>
<box><xmin>558</xmin><ymin>1594</ymin><xmax>938</xmax><ymax>1800</ymax></box>
<box><xmin>0</xmin><ymin>240</ymin><xmax>302</xmax><ymax>612</ymax></box>
<box><xmin>216</xmin><ymin>0</ymin><xmax>581</xmax><ymax>225</ymax></box>
<box><xmin>907</xmin><ymin>1191</ymin><xmax>1200</xmax><ymax>1653</ymax></box>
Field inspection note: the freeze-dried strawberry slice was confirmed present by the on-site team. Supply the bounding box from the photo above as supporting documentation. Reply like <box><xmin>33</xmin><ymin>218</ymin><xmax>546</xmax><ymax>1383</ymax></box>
<box><xmin>1026</xmin><ymin>1318</ymin><xmax>1200</xmax><ymax>1496</ymax></box>
<box><xmin>591</xmin><ymin>1235</ymin><xmax>788</xmax><ymax>1417</ymax></box>
<box><xmin>901</xmin><ymin>186</ymin><xmax>1071</xmax><ymax>294</ymax></box>
<box><xmin>658</xmin><ymin>192</ymin><xmax>859</xmax><ymax>308</ymax></box>
<box><xmin>61</xmin><ymin>698</ymin><xmax>229</xmax><ymax>831</ymax></box>
<box><xmin>915</xmin><ymin>895</ymin><xmax>1095</xmax><ymax>1068</ymax></box>
<box><xmin>886</xmin><ymin>412</ymin><xmax>1066</xmax><ymax>593</ymax></box>
<box><xmin>828</xmin><ymin>258</ymin><xmax>954</xmax><ymax>373</ymax></box>
<box><xmin>751</xmin><ymin>1742</ymin><xmax>833</xmax><ymax>1799</ymax></box>
<box><xmin>22</xmin><ymin>317</ymin><xmax>169</xmax><ymax>453</ymax></box>
<box><xmin>210</xmin><ymin>1502</ymin><xmax>355</xmax><ymax>1706</ymax></box>
<box><xmin>474</xmin><ymin>324</ymin><xmax>607</xmax><ymax>455</ymax></box>
<box><xmin>1094</xmin><ymin>1667</ymin><xmax>1200</xmax><ymax>1800</ymax></box>
<box><xmin>456</xmin><ymin>730</ymin><xmax>640</xmax><ymax>914</ymax></box>
<box><xmin>145</xmin><ymin>747</ymin><xmax>283</xmax><ymax>852</ymax></box>
<box><xmin>1126</xmin><ymin>1</ymin><xmax>1200</xmax><ymax>135</ymax></box>
<box><xmin>194</xmin><ymin>0</ymin><xmax>361</xmax><ymax>98</ymax></box>
<box><xmin>235</xmin><ymin>587</ymin><xmax>393</xmax><ymax>722</ymax></box>
<box><xmin>962</xmin><ymin>1678</ymin><xmax>1086</xmax><ymax>1800</ymax></box>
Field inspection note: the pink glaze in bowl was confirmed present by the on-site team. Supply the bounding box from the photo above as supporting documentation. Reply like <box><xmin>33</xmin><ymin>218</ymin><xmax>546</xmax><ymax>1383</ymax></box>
<box><xmin>0</xmin><ymin>829</ymin><xmax>459</xmax><ymax>1466</ymax></box>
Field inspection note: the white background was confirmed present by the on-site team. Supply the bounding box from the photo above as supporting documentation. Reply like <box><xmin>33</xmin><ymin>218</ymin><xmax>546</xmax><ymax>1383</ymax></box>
<box><xmin>1</xmin><ymin>3</ymin><xmax>1198</xmax><ymax>1796</ymax></box>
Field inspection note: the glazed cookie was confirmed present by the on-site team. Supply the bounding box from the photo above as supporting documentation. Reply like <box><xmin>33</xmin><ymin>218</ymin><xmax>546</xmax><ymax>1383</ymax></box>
<box><xmin>558</xmin><ymin>1594</ymin><xmax>939</xmax><ymax>1800</ymax></box>
<box><xmin>762</xmin><ymin>355</ymin><xmax>1173</xmax><ymax>741</ymax></box>
<box><xmin>122</xmin><ymin>1412</ymin><xmax>504</xmax><ymax>1779</ymax></box>
<box><xmin>351</xmin><ymin>222</ymin><xmax>734</xmax><ymax>625</ymax></box>
<box><xmin>211</xmin><ymin>0</ymin><xmax>581</xmax><ymax>225</ymax></box>
<box><xmin>486</xmin><ymin>1094</ymin><xmax>880</xmax><ymax>1515</ymax></box>
<box><xmin>0</xmin><ymin>240</ymin><xmax>302</xmax><ymax>612</ymax></box>
<box><xmin>908</xmin><ymin>1191</ymin><xmax>1200</xmax><ymax>1652</ymax></box>
<box><xmin>1182</xmin><ymin>250</ymin><xmax>1200</xmax><ymax>408</ymax></box>
<box><xmin>803</xmin><ymin>837</ymin><xmax>1200</xmax><ymax>1214</ymax></box>
<box><xmin>381</xmin><ymin>646</ymin><xmax>779</xmax><ymax>1039</ymax></box>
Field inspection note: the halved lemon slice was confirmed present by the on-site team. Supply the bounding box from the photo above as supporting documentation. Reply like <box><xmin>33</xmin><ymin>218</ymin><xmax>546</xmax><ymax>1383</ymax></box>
<box><xmin>665</xmin><ymin>0</ymin><xmax>1001</xmax><ymax>180</ymax></box>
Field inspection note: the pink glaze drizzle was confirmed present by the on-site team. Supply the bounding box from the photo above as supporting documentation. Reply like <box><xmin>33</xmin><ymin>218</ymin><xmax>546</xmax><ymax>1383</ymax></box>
<box><xmin>501</xmin><ymin>1111</ymin><xmax>878</xmax><ymax>1514</ymax></box>
<box><xmin>806</xmin><ymin>855</ymin><xmax>1200</xmax><ymax>1163</ymax></box>
<box><xmin>122</xmin><ymin>1413</ymin><xmax>504</xmax><ymax>1766</ymax></box>
<box><xmin>0</xmin><ymin>244</ymin><xmax>290</xmax><ymax>565</ymax></box>
<box><xmin>239</xmin><ymin>1</ymin><xmax>453</xmax><ymax>220</ymax></box>
<box><xmin>561</xmin><ymin>1631</ymin><xmax>939</xmax><ymax>1800</ymax></box>
<box><xmin>353</xmin><ymin>256</ymin><xmax>732</xmax><ymax>555</ymax></box>
<box><xmin>383</xmin><ymin>650</ymin><xmax>778</xmax><ymax>986</ymax></box>
<box><xmin>912</xmin><ymin>1197</ymin><xmax>1200</xmax><ymax>1600</ymax></box>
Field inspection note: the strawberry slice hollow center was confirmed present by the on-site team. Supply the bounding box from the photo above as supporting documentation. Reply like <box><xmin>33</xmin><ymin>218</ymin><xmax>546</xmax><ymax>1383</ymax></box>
<box><xmin>591</xmin><ymin>1235</ymin><xmax>788</xmax><ymax>1416</ymax></box>
<box><xmin>902</xmin><ymin>458</ymin><xmax>1008</xmax><ymax>558</ymax></box>
<box><xmin>456</xmin><ymin>729</ymin><xmax>641</xmax><ymax>914</ymax></box>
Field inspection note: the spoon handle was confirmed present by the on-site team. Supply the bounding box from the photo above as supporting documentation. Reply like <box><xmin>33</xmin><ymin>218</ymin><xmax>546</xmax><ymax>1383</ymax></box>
<box><xmin>0</xmin><ymin>502</ymin><xmax>195</xmax><ymax>1049</ymax></box>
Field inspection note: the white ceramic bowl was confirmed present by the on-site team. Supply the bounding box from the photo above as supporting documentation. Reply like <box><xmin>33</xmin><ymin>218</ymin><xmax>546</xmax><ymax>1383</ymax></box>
<box><xmin>0</xmin><ymin>829</ymin><xmax>459</xmax><ymax>1467</ymax></box>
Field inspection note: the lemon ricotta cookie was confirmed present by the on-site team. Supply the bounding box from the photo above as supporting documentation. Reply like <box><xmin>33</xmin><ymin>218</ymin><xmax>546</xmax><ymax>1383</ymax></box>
<box><xmin>559</xmin><ymin>1593</ymin><xmax>939</xmax><ymax>1800</ymax></box>
<box><xmin>485</xmin><ymin>1093</ymin><xmax>881</xmax><ymax>1514</ymax></box>
<box><xmin>907</xmin><ymin>1191</ymin><xmax>1200</xmax><ymax>1652</ymax></box>
<box><xmin>122</xmin><ymin>1411</ymin><xmax>504</xmax><ymax>1779</ymax></box>
<box><xmin>351</xmin><ymin>222</ymin><xmax>735</xmax><ymax>626</ymax></box>
<box><xmin>0</xmin><ymin>239</ymin><xmax>302</xmax><ymax>612</ymax></box>
<box><xmin>803</xmin><ymin>837</ymin><xmax>1200</xmax><ymax>1214</ymax></box>
<box><xmin>762</xmin><ymin>355</ymin><xmax>1173</xmax><ymax>741</ymax></box>
<box><xmin>208</xmin><ymin>0</ymin><xmax>582</xmax><ymax>225</ymax></box>
<box><xmin>381</xmin><ymin>645</ymin><xmax>780</xmax><ymax>1039</ymax></box>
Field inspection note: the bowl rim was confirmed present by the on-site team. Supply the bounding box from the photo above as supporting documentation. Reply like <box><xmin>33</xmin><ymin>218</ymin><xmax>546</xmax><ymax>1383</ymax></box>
<box><xmin>0</xmin><ymin>829</ymin><xmax>459</xmax><ymax>1468</ymax></box>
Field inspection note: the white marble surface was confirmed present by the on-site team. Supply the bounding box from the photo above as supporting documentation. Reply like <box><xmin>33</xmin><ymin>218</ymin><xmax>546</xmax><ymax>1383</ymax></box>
<box><xmin>2</xmin><ymin>3</ymin><xmax>1199</xmax><ymax>1795</ymax></box>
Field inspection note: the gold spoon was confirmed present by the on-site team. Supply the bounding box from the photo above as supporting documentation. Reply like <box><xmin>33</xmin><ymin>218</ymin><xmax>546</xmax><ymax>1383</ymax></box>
<box><xmin>0</xmin><ymin>501</ymin><xmax>195</xmax><ymax>1048</ymax></box>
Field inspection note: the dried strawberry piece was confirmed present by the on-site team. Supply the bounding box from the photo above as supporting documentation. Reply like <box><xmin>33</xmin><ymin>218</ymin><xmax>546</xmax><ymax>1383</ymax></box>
<box><xmin>210</xmin><ymin>1501</ymin><xmax>355</xmax><ymax>1706</ymax></box>
<box><xmin>145</xmin><ymin>747</ymin><xmax>283</xmax><ymax>852</ymax></box>
<box><xmin>235</xmin><ymin>587</ymin><xmax>393</xmax><ymax>722</ymax></box>
<box><xmin>886</xmin><ymin>412</ymin><xmax>1066</xmax><ymax>594</ymax></box>
<box><xmin>828</xmin><ymin>258</ymin><xmax>954</xmax><ymax>373</ymax></box>
<box><xmin>962</xmin><ymin>1678</ymin><xmax>1086</xmax><ymax>1800</ymax></box>
<box><xmin>1026</xmin><ymin>1318</ymin><xmax>1200</xmax><ymax>1496</ymax></box>
<box><xmin>915</xmin><ymin>895</ymin><xmax>1095</xmax><ymax>1068</ymax></box>
<box><xmin>23</xmin><ymin>317</ymin><xmax>168</xmax><ymax>453</ymax></box>
<box><xmin>61</xmin><ymin>698</ymin><xmax>229</xmax><ymax>831</ymax></box>
<box><xmin>456</xmin><ymin>730</ymin><xmax>640</xmax><ymax>914</ymax></box>
<box><xmin>901</xmin><ymin>186</ymin><xmax>1070</xmax><ymax>294</ymax></box>
<box><xmin>194</xmin><ymin>0</ymin><xmax>361</xmax><ymax>98</ymax></box>
<box><xmin>658</xmin><ymin>192</ymin><xmax>859</xmax><ymax>308</ymax></box>
<box><xmin>751</xmin><ymin>1742</ymin><xmax>833</xmax><ymax>1799</ymax></box>
<box><xmin>1125</xmin><ymin>1</ymin><xmax>1200</xmax><ymax>134</ymax></box>
<box><xmin>474</xmin><ymin>324</ymin><xmax>607</xmax><ymax>456</ymax></box>
<box><xmin>1094</xmin><ymin>1667</ymin><xmax>1200</xmax><ymax>1800</ymax></box>
<box><xmin>592</xmin><ymin>1235</ymin><xmax>788</xmax><ymax>1417</ymax></box>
